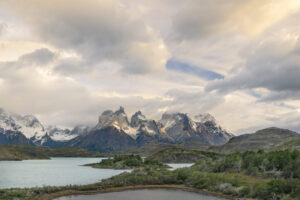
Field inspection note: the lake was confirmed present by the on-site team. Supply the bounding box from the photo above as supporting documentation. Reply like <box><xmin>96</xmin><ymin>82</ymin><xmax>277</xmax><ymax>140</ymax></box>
<box><xmin>55</xmin><ymin>189</ymin><xmax>226</xmax><ymax>200</ymax></box>
<box><xmin>0</xmin><ymin>157</ymin><xmax>130</xmax><ymax>189</ymax></box>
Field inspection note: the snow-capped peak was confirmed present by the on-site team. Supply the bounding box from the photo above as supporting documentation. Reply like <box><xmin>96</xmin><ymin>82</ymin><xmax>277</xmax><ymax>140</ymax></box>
<box><xmin>0</xmin><ymin>108</ymin><xmax>46</xmax><ymax>140</ymax></box>
<box><xmin>46</xmin><ymin>126</ymin><xmax>76</xmax><ymax>141</ymax></box>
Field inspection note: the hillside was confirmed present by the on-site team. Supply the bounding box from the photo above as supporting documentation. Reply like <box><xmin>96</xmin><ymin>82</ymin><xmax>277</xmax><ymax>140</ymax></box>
<box><xmin>85</xmin><ymin>155</ymin><xmax>167</xmax><ymax>169</ymax></box>
<box><xmin>210</xmin><ymin>127</ymin><xmax>300</xmax><ymax>154</ymax></box>
<box><xmin>0</xmin><ymin>145</ymin><xmax>102</xmax><ymax>161</ymax></box>
<box><xmin>148</xmin><ymin>148</ymin><xmax>220</xmax><ymax>163</ymax></box>
<box><xmin>108</xmin><ymin>141</ymin><xmax>210</xmax><ymax>156</ymax></box>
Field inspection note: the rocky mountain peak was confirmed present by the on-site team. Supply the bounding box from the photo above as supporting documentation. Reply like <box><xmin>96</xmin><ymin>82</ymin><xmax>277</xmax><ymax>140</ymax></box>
<box><xmin>131</xmin><ymin>111</ymin><xmax>146</xmax><ymax>127</ymax></box>
<box><xmin>160</xmin><ymin>112</ymin><xmax>192</xmax><ymax>129</ymax></box>
<box><xmin>95</xmin><ymin>107</ymin><xmax>130</xmax><ymax>131</ymax></box>
<box><xmin>101</xmin><ymin>110</ymin><xmax>114</xmax><ymax>115</ymax></box>
<box><xmin>71</xmin><ymin>125</ymin><xmax>89</xmax><ymax>136</ymax></box>
<box><xmin>115</xmin><ymin>106</ymin><xmax>125</xmax><ymax>115</ymax></box>
<box><xmin>0</xmin><ymin>107</ymin><xmax>234</xmax><ymax>151</ymax></box>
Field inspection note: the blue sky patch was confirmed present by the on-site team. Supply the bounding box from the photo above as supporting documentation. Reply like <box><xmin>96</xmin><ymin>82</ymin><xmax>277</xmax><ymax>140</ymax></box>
<box><xmin>166</xmin><ymin>58</ymin><xmax>224</xmax><ymax>80</ymax></box>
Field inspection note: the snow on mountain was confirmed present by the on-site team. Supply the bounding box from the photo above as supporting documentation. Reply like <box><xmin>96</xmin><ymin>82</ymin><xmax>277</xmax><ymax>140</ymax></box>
<box><xmin>70</xmin><ymin>125</ymin><xmax>89</xmax><ymax>136</ymax></box>
<box><xmin>95</xmin><ymin>107</ymin><xmax>129</xmax><ymax>130</ymax></box>
<box><xmin>0</xmin><ymin>108</ymin><xmax>46</xmax><ymax>141</ymax></box>
<box><xmin>46</xmin><ymin>126</ymin><xmax>77</xmax><ymax>141</ymax></box>
<box><xmin>92</xmin><ymin>107</ymin><xmax>233</xmax><ymax>145</ymax></box>
<box><xmin>159</xmin><ymin>113</ymin><xmax>197</xmax><ymax>142</ymax></box>
<box><xmin>0</xmin><ymin>108</ymin><xmax>85</xmax><ymax>144</ymax></box>
<box><xmin>0</xmin><ymin>106</ymin><xmax>233</xmax><ymax>150</ymax></box>
<box><xmin>94</xmin><ymin>106</ymin><xmax>138</xmax><ymax>138</ymax></box>
<box><xmin>159</xmin><ymin>112</ymin><xmax>233</xmax><ymax>144</ymax></box>
<box><xmin>131</xmin><ymin>111</ymin><xmax>146</xmax><ymax>127</ymax></box>
<box><xmin>131</xmin><ymin>111</ymin><xmax>160</xmax><ymax>135</ymax></box>
<box><xmin>194</xmin><ymin>113</ymin><xmax>217</xmax><ymax>124</ymax></box>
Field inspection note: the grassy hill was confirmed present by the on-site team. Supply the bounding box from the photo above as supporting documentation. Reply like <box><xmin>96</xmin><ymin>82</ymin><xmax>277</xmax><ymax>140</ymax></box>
<box><xmin>147</xmin><ymin>128</ymin><xmax>300</xmax><ymax>163</ymax></box>
<box><xmin>86</xmin><ymin>155</ymin><xmax>167</xmax><ymax>169</ymax></box>
<box><xmin>109</xmin><ymin>141</ymin><xmax>210</xmax><ymax>156</ymax></box>
<box><xmin>210</xmin><ymin>127</ymin><xmax>300</xmax><ymax>154</ymax></box>
<box><xmin>0</xmin><ymin>145</ymin><xmax>102</xmax><ymax>160</ymax></box>
<box><xmin>148</xmin><ymin>148</ymin><xmax>220</xmax><ymax>163</ymax></box>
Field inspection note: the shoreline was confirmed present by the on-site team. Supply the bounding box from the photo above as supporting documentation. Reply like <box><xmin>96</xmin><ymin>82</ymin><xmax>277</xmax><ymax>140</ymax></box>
<box><xmin>40</xmin><ymin>185</ymin><xmax>236</xmax><ymax>200</ymax></box>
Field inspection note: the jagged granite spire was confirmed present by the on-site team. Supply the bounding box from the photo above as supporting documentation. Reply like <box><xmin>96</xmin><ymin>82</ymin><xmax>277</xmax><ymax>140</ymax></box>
<box><xmin>131</xmin><ymin>111</ymin><xmax>146</xmax><ymax>127</ymax></box>
<box><xmin>94</xmin><ymin>106</ymin><xmax>130</xmax><ymax>132</ymax></box>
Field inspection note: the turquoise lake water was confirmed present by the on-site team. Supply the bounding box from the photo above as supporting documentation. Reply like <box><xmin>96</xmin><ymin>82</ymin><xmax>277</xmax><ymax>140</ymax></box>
<box><xmin>0</xmin><ymin>157</ymin><xmax>129</xmax><ymax>189</ymax></box>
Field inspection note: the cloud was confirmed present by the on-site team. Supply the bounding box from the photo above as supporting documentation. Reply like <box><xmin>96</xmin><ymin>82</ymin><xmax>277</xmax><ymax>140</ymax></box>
<box><xmin>172</xmin><ymin>0</ymin><xmax>300</xmax><ymax>40</ymax></box>
<box><xmin>0</xmin><ymin>48</ymin><xmax>56</xmax><ymax>77</ymax></box>
<box><xmin>0</xmin><ymin>51</ymin><xmax>89</xmax><ymax>115</ymax></box>
<box><xmin>0</xmin><ymin>22</ymin><xmax>7</xmax><ymax>37</ymax></box>
<box><xmin>206</xmin><ymin>11</ymin><xmax>300</xmax><ymax>101</ymax></box>
<box><xmin>163</xmin><ymin>89</ymin><xmax>225</xmax><ymax>115</ymax></box>
<box><xmin>19</xmin><ymin>48</ymin><xmax>56</xmax><ymax>65</ymax></box>
<box><xmin>0</xmin><ymin>48</ymin><xmax>196</xmax><ymax>127</ymax></box>
<box><xmin>166</xmin><ymin>58</ymin><xmax>224</xmax><ymax>80</ymax></box>
<box><xmin>2</xmin><ymin>0</ymin><xmax>170</xmax><ymax>74</ymax></box>
<box><xmin>1</xmin><ymin>0</ymin><xmax>300</xmax><ymax>134</ymax></box>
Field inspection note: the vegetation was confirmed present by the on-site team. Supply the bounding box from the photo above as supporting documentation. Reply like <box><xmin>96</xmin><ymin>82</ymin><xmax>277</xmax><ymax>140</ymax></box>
<box><xmin>148</xmin><ymin>148</ymin><xmax>220</xmax><ymax>163</ymax></box>
<box><xmin>109</xmin><ymin>141</ymin><xmax>209</xmax><ymax>156</ymax></box>
<box><xmin>210</xmin><ymin>127</ymin><xmax>300</xmax><ymax>154</ymax></box>
<box><xmin>0</xmin><ymin>145</ymin><xmax>102</xmax><ymax>161</ymax></box>
<box><xmin>209</xmin><ymin>150</ymin><xmax>300</xmax><ymax>179</ymax></box>
<box><xmin>85</xmin><ymin>155</ymin><xmax>167</xmax><ymax>169</ymax></box>
<box><xmin>1</xmin><ymin>149</ymin><xmax>300</xmax><ymax>200</ymax></box>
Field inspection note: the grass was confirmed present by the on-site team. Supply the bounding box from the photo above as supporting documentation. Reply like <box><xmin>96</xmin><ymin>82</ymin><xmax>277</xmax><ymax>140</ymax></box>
<box><xmin>148</xmin><ymin>148</ymin><xmax>221</xmax><ymax>163</ymax></box>
<box><xmin>85</xmin><ymin>155</ymin><xmax>168</xmax><ymax>169</ymax></box>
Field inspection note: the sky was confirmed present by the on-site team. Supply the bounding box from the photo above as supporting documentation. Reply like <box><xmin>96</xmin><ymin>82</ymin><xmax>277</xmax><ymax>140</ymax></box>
<box><xmin>0</xmin><ymin>0</ymin><xmax>300</xmax><ymax>134</ymax></box>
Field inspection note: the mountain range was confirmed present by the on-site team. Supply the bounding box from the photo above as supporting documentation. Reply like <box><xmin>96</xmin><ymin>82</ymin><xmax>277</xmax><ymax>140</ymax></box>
<box><xmin>0</xmin><ymin>107</ymin><xmax>233</xmax><ymax>152</ymax></box>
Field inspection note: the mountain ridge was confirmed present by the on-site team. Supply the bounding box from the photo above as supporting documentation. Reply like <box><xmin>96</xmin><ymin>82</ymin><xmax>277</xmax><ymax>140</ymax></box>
<box><xmin>210</xmin><ymin>127</ymin><xmax>300</xmax><ymax>153</ymax></box>
<box><xmin>0</xmin><ymin>106</ymin><xmax>233</xmax><ymax>152</ymax></box>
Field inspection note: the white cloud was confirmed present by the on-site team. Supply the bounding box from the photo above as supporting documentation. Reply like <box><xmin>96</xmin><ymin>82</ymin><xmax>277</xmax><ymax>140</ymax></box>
<box><xmin>2</xmin><ymin>0</ymin><xmax>170</xmax><ymax>74</ymax></box>
<box><xmin>172</xmin><ymin>0</ymin><xmax>300</xmax><ymax>40</ymax></box>
<box><xmin>0</xmin><ymin>0</ymin><xmax>300</xmax><ymax>134</ymax></box>
<box><xmin>206</xmin><ymin>11</ymin><xmax>300</xmax><ymax>101</ymax></box>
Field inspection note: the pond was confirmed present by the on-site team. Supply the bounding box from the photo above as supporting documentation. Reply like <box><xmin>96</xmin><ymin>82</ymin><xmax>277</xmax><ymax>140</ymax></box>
<box><xmin>167</xmin><ymin>163</ymin><xmax>194</xmax><ymax>170</ymax></box>
<box><xmin>55</xmin><ymin>189</ymin><xmax>226</xmax><ymax>200</ymax></box>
